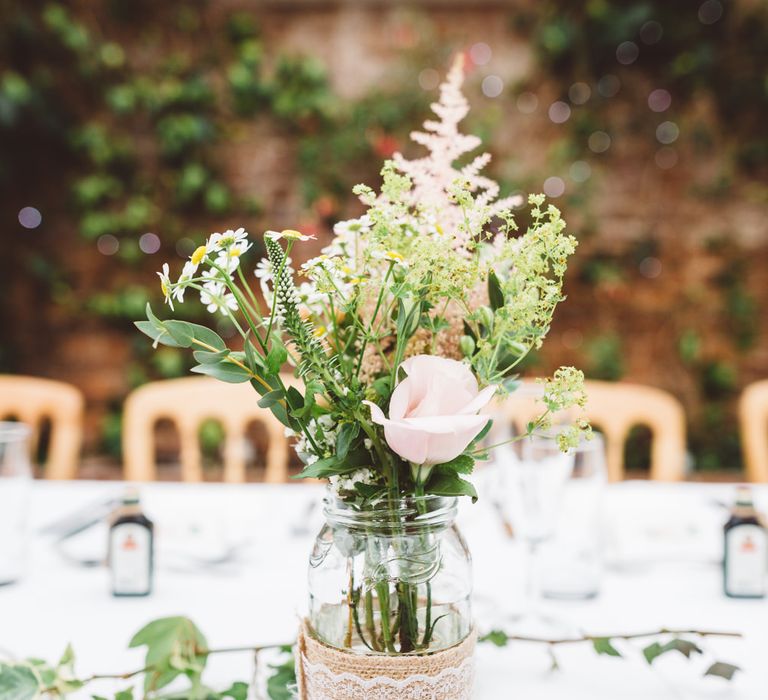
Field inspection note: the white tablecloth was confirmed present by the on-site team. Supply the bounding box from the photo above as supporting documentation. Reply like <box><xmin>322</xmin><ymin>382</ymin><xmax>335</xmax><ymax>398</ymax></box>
<box><xmin>1</xmin><ymin>480</ymin><xmax>766</xmax><ymax>699</ymax></box>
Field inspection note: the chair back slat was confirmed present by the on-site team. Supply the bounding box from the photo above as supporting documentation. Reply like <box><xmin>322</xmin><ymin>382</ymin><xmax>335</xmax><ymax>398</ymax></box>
<box><xmin>739</xmin><ymin>380</ymin><xmax>768</xmax><ymax>482</ymax></box>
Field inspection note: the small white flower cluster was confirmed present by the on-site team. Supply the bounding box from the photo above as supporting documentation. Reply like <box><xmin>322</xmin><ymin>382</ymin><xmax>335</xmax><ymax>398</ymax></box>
<box><xmin>329</xmin><ymin>468</ymin><xmax>378</xmax><ymax>495</ymax></box>
<box><xmin>156</xmin><ymin>228</ymin><xmax>251</xmax><ymax>315</ymax></box>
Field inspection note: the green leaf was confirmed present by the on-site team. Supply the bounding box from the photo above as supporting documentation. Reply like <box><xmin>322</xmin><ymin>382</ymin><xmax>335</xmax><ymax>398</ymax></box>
<box><xmin>470</xmin><ymin>419</ymin><xmax>493</xmax><ymax>446</ymax></box>
<box><xmin>257</xmin><ymin>390</ymin><xmax>284</xmax><ymax>408</ymax></box>
<box><xmin>221</xmin><ymin>681</ymin><xmax>249</xmax><ymax>700</ymax></box>
<box><xmin>371</xmin><ymin>376</ymin><xmax>391</xmax><ymax>399</ymax></box>
<box><xmin>425</xmin><ymin>467</ymin><xmax>478</xmax><ymax>502</ymax></box>
<box><xmin>335</xmin><ymin>422</ymin><xmax>360</xmax><ymax>460</ymax></box>
<box><xmin>479</xmin><ymin>630</ymin><xmax>508</xmax><ymax>647</ymax></box>
<box><xmin>642</xmin><ymin>642</ymin><xmax>664</xmax><ymax>664</ymax></box>
<box><xmin>433</xmin><ymin>454</ymin><xmax>475</xmax><ymax>475</ymax></box>
<box><xmin>164</xmin><ymin>320</ymin><xmax>196</xmax><ymax>347</ymax></box>
<box><xmin>664</xmin><ymin>638</ymin><xmax>702</xmax><ymax>659</ymax></box>
<box><xmin>187</xmin><ymin>323</ymin><xmax>227</xmax><ymax>352</ymax></box>
<box><xmin>266</xmin><ymin>655</ymin><xmax>296</xmax><ymax>700</ymax></box>
<box><xmin>592</xmin><ymin>637</ymin><xmax>622</xmax><ymax>657</ymax></box>
<box><xmin>294</xmin><ymin>449</ymin><xmax>370</xmax><ymax>479</ymax></box>
<box><xmin>244</xmin><ymin>340</ymin><xmax>261</xmax><ymax>373</ymax></box>
<box><xmin>0</xmin><ymin>664</ymin><xmax>40</xmax><ymax>700</ymax></box>
<box><xmin>488</xmin><ymin>269</ymin><xmax>504</xmax><ymax>310</ymax></box>
<box><xmin>285</xmin><ymin>386</ymin><xmax>305</xmax><ymax>412</ymax></box>
<box><xmin>129</xmin><ymin>617</ymin><xmax>208</xmax><ymax>693</ymax></box>
<box><xmin>193</xmin><ymin>349</ymin><xmax>231</xmax><ymax>365</ymax></box>
<box><xmin>115</xmin><ymin>690</ymin><xmax>134</xmax><ymax>700</ymax></box>
<box><xmin>145</xmin><ymin>303</ymin><xmax>165</xmax><ymax>331</ymax></box>
<box><xmin>704</xmin><ymin>661</ymin><xmax>740</xmax><ymax>681</ymax></box>
<box><xmin>135</xmin><ymin>321</ymin><xmax>184</xmax><ymax>348</ymax></box>
<box><xmin>191</xmin><ymin>362</ymin><xmax>251</xmax><ymax>384</ymax></box>
<box><xmin>266</xmin><ymin>342</ymin><xmax>288</xmax><ymax>375</ymax></box>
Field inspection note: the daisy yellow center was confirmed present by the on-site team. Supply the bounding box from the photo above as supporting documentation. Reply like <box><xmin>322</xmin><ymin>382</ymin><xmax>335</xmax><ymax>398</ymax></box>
<box><xmin>386</xmin><ymin>251</ymin><xmax>404</xmax><ymax>261</ymax></box>
<box><xmin>191</xmin><ymin>246</ymin><xmax>207</xmax><ymax>265</ymax></box>
<box><xmin>281</xmin><ymin>229</ymin><xmax>303</xmax><ymax>240</ymax></box>
<box><xmin>161</xmin><ymin>280</ymin><xmax>169</xmax><ymax>296</ymax></box>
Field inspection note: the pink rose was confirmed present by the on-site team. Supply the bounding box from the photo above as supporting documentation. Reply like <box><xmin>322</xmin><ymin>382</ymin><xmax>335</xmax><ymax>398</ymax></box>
<box><xmin>364</xmin><ymin>355</ymin><xmax>497</xmax><ymax>465</ymax></box>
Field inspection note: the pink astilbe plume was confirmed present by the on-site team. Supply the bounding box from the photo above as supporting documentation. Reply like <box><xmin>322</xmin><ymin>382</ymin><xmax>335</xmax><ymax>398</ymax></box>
<box><xmin>392</xmin><ymin>53</ymin><xmax>521</xmax><ymax>250</ymax></box>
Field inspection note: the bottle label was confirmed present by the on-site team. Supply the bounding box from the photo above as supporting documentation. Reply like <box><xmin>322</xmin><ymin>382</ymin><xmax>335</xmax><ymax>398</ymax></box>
<box><xmin>110</xmin><ymin>523</ymin><xmax>151</xmax><ymax>594</ymax></box>
<box><xmin>726</xmin><ymin>524</ymin><xmax>767</xmax><ymax>596</ymax></box>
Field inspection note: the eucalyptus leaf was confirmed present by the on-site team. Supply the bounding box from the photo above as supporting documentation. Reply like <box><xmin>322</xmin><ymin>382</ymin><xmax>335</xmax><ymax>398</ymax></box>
<box><xmin>164</xmin><ymin>320</ymin><xmax>196</xmax><ymax>347</ymax></box>
<box><xmin>193</xmin><ymin>349</ymin><xmax>231</xmax><ymax>365</ymax></box>
<box><xmin>258</xmin><ymin>390</ymin><xmax>285</xmax><ymax>408</ymax></box>
<box><xmin>191</xmin><ymin>362</ymin><xmax>251</xmax><ymax>384</ymax></box>
<box><xmin>135</xmin><ymin>321</ymin><xmax>183</xmax><ymax>348</ymax></box>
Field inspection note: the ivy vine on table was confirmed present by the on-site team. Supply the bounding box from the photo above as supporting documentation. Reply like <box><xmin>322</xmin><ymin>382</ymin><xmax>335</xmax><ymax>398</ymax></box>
<box><xmin>0</xmin><ymin>616</ymin><xmax>741</xmax><ymax>699</ymax></box>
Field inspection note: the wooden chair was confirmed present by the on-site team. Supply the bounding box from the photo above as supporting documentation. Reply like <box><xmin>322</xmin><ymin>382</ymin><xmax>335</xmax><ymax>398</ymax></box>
<box><xmin>494</xmin><ymin>379</ymin><xmax>687</xmax><ymax>482</ymax></box>
<box><xmin>123</xmin><ymin>376</ymin><xmax>294</xmax><ymax>483</ymax></box>
<box><xmin>0</xmin><ymin>375</ymin><xmax>84</xmax><ymax>479</ymax></box>
<box><xmin>739</xmin><ymin>379</ymin><xmax>768</xmax><ymax>482</ymax></box>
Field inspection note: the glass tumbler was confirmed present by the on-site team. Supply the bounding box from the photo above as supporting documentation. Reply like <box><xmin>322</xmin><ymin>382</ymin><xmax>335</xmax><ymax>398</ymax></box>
<box><xmin>0</xmin><ymin>422</ymin><xmax>33</xmax><ymax>585</ymax></box>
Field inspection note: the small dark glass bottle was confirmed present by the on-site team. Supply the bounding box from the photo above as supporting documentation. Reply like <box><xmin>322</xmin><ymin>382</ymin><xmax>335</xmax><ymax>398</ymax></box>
<box><xmin>723</xmin><ymin>486</ymin><xmax>766</xmax><ymax>599</ymax></box>
<box><xmin>109</xmin><ymin>490</ymin><xmax>154</xmax><ymax>597</ymax></box>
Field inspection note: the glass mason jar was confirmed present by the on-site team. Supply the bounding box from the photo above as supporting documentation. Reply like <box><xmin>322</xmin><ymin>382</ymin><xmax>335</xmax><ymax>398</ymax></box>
<box><xmin>308</xmin><ymin>492</ymin><xmax>472</xmax><ymax>655</ymax></box>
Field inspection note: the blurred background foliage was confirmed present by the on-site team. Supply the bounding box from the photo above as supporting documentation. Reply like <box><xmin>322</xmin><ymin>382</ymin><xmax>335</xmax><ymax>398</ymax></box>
<box><xmin>1</xmin><ymin>0</ymin><xmax>767</xmax><ymax>473</ymax></box>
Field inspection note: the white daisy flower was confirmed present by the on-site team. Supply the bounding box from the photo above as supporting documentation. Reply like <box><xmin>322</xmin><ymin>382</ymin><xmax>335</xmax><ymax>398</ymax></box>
<box><xmin>200</xmin><ymin>280</ymin><xmax>238</xmax><ymax>316</ymax></box>
<box><xmin>265</xmin><ymin>229</ymin><xmax>316</xmax><ymax>242</ymax></box>
<box><xmin>208</xmin><ymin>227</ymin><xmax>249</xmax><ymax>252</ymax></box>
<box><xmin>215</xmin><ymin>239</ymin><xmax>251</xmax><ymax>273</ymax></box>
<box><xmin>157</xmin><ymin>263</ymin><xmax>174</xmax><ymax>310</ymax></box>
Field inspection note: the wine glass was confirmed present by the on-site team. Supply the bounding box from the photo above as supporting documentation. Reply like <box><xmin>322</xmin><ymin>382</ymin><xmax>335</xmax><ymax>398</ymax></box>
<box><xmin>499</xmin><ymin>430</ymin><xmax>575</xmax><ymax>635</ymax></box>
<box><xmin>0</xmin><ymin>422</ymin><xmax>33</xmax><ymax>585</ymax></box>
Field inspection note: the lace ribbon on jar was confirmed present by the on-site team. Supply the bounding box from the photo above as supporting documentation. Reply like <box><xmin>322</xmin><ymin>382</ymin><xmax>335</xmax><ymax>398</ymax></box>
<box><xmin>296</xmin><ymin>620</ymin><xmax>476</xmax><ymax>700</ymax></box>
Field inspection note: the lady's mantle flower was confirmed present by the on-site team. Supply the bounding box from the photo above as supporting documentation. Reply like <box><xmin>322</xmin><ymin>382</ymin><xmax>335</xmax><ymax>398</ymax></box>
<box><xmin>265</xmin><ymin>229</ymin><xmax>316</xmax><ymax>242</ymax></box>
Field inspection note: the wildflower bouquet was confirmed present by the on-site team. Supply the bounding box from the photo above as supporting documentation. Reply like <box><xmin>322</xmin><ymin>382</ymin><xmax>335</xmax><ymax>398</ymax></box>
<box><xmin>138</xmin><ymin>57</ymin><xmax>587</xmax><ymax>663</ymax></box>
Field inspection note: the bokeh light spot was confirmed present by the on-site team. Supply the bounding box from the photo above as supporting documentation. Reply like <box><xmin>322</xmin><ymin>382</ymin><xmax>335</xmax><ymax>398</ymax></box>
<box><xmin>698</xmin><ymin>0</ymin><xmax>723</xmax><ymax>25</ymax></box>
<box><xmin>418</xmin><ymin>68</ymin><xmax>439</xmax><ymax>91</ymax></box>
<box><xmin>97</xmin><ymin>234</ymin><xmax>120</xmax><ymax>256</ymax></box>
<box><xmin>516</xmin><ymin>91</ymin><xmax>538</xmax><ymax>113</ymax></box>
<box><xmin>648</xmin><ymin>88</ymin><xmax>672</xmax><ymax>112</ymax></box>
<box><xmin>640</xmin><ymin>21</ymin><xmax>663</xmax><ymax>44</ymax></box>
<box><xmin>175</xmin><ymin>237</ymin><xmax>196</xmax><ymax>258</ymax></box>
<box><xmin>543</xmin><ymin>176</ymin><xmax>565</xmax><ymax>198</ymax></box>
<box><xmin>469</xmin><ymin>42</ymin><xmax>492</xmax><ymax>66</ymax></box>
<box><xmin>588</xmin><ymin>131</ymin><xmax>611</xmax><ymax>153</ymax></box>
<box><xmin>562</xmin><ymin>329</ymin><xmax>583</xmax><ymax>350</ymax></box>
<box><xmin>18</xmin><ymin>206</ymin><xmax>42</xmax><ymax>229</ymax></box>
<box><xmin>655</xmin><ymin>147</ymin><xmax>678</xmax><ymax>169</ymax></box>
<box><xmin>569</xmin><ymin>160</ymin><xmax>592</xmax><ymax>182</ymax></box>
<box><xmin>568</xmin><ymin>81</ymin><xmax>591</xmax><ymax>105</ymax></box>
<box><xmin>656</xmin><ymin>121</ymin><xmax>679</xmax><ymax>144</ymax></box>
<box><xmin>597</xmin><ymin>74</ymin><xmax>621</xmax><ymax>98</ymax></box>
<box><xmin>481</xmin><ymin>75</ymin><xmax>504</xmax><ymax>98</ymax></box>
<box><xmin>139</xmin><ymin>232</ymin><xmax>161</xmax><ymax>254</ymax></box>
<box><xmin>616</xmin><ymin>41</ymin><xmax>639</xmax><ymax>65</ymax></box>
<box><xmin>639</xmin><ymin>257</ymin><xmax>662</xmax><ymax>279</ymax></box>
<box><xmin>548</xmin><ymin>100</ymin><xmax>571</xmax><ymax>123</ymax></box>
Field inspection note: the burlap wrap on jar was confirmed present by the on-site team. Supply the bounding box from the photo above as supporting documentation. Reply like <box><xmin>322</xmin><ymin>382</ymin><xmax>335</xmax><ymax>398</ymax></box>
<box><xmin>296</xmin><ymin>620</ymin><xmax>476</xmax><ymax>700</ymax></box>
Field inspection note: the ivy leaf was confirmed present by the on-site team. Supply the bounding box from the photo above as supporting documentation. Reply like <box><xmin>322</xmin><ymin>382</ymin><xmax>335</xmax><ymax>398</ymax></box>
<box><xmin>425</xmin><ymin>467</ymin><xmax>478</xmax><ymax>502</ymax></box>
<box><xmin>642</xmin><ymin>642</ymin><xmax>665</xmax><ymax>664</ymax></box>
<box><xmin>221</xmin><ymin>681</ymin><xmax>249</xmax><ymax>699</ymax></box>
<box><xmin>433</xmin><ymin>454</ymin><xmax>475</xmax><ymax>475</ymax></box>
<box><xmin>704</xmin><ymin>661</ymin><xmax>740</xmax><ymax>681</ymax></box>
<box><xmin>0</xmin><ymin>665</ymin><xmax>39</xmax><ymax>700</ymax></box>
<box><xmin>479</xmin><ymin>630</ymin><xmax>508</xmax><ymax>647</ymax></box>
<box><xmin>191</xmin><ymin>362</ymin><xmax>251</xmax><ymax>384</ymax></box>
<box><xmin>266</xmin><ymin>655</ymin><xmax>296</xmax><ymax>700</ymax></box>
<box><xmin>664</xmin><ymin>638</ymin><xmax>702</xmax><ymax>659</ymax></box>
<box><xmin>335</xmin><ymin>422</ymin><xmax>360</xmax><ymax>460</ymax></box>
<box><xmin>592</xmin><ymin>637</ymin><xmax>622</xmax><ymax>657</ymax></box>
<box><xmin>488</xmin><ymin>269</ymin><xmax>504</xmax><ymax>310</ymax></box>
<box><xmin>128</xmin><ymin>617</ymin><xmax>208</xmax><ymax>693</ymax></box>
